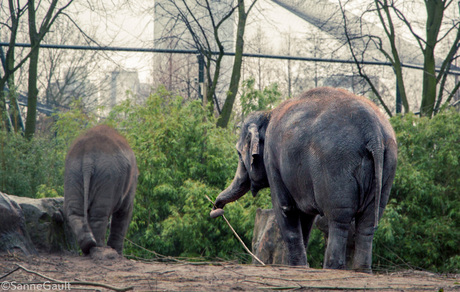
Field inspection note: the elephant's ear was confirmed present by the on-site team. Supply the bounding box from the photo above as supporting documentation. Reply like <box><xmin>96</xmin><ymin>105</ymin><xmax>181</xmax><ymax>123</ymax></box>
<box><xmin>248</xmin><ymin>124</ymin><xmax>260</xmax><ymax>165</ymax></box>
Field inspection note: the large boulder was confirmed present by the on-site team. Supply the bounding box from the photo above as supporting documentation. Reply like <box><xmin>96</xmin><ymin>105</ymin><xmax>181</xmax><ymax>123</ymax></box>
<box><xmin>0</xmin><ymin>192</ymin><xmax>37</xmax><ymax>255</ymax></box>
<box><xmin>5</xmin><ymin>194</ymin><xmax>77</xmax><ymax>253</ymax></box>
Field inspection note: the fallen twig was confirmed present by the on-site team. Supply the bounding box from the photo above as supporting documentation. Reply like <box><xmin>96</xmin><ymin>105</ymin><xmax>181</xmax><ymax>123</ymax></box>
<box><xmin>256</xmin><ymin>285</ymin><xmax>389</xmax><ymax>290</ymax></box>
<box><xmin>255</xmin><ymin>284</ymin><xmax>439</xmax><ymax>290</ymax></box>
<box><xmin>0</xmin><ymin>266</ymin><xmax>20</xmax><ymax>280</ymax></box>
<box><xmin>5</xmin><ymin>265</ymin><xmax>134</xmax><ymax>292</ymax></box>
<box><xmin>205</xmin><ymin>195</ymin><xmax>265</xmax><ymax>266</ymax></box>
<box><xmin>124</xmin><ymin>238</ymin><xmax>182</xmax><ymax>263</ymax></box>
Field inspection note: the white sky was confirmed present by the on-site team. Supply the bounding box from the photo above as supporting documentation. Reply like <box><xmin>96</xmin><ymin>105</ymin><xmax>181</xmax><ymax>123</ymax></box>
<box><xmin>66</xmin><ymin>0</ymin><xmax>311</xmax><ymax>83</ymax></box>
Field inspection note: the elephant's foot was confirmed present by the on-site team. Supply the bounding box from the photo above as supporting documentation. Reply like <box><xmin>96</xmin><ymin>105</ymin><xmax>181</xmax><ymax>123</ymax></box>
<box><xmin>353</xmin><ymin>266</ymin><xmax>372</xmax><ymax>274</ymax></box>
<box><xmin>78</xmin><ymin>233</ymin><xmax>96</xmax><ymax>255</ymax></box>
<box><xmin>107</xmin><ymin>239</ymin><xmax>123</xmax><ymax>255</ymax></box>
<box><xmin>352</xmin><ymin>233</ymin><xmax>374</xmax><ymax>273</ymax></box>
<box><xmin>324</xmin><ymin>259</ymin><xmax>346</xmax><ymax>270</ymax></box>
<box><xmin>90</xmin><ymin>246</ymin><xmax>120</xmax><ymax>261</ymax></box>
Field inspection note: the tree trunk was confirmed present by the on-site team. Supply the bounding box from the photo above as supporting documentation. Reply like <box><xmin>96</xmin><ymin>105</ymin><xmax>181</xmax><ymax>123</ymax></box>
<box><xmin>420</xmin><ymin>0</ymin><xmax>444</xmax><ymax>117</ymax></box>
<box><xmin>25</xmin><ymin>47</ymin><xmax>39</xmax><ymax>140</ymax></box>
<box><xmin>217</xmin><ymin>0</ymin><xmax>254</xmax><ymax>128</ymax></box>
<box><xmin>25</xmin><ymin>0</ymin><xmax>39</xmax><ymax>140</ymax></box>
<box><xmin>420</xmin><ymin>49</ymin><xmax>437</xmax><ymax>117</ymax></box>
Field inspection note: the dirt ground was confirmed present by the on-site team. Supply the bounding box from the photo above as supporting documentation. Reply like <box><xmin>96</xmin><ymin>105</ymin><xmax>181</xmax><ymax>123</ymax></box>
<box><xmin>0</xmin><ymin>251</ymin><xmax>458</xmax><ymax>292</ymax></box>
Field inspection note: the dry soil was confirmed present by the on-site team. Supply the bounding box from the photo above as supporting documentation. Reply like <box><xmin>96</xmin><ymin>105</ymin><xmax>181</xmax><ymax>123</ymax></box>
<box><xmin>0</xmin><ymin>251</ymin><xmax>459</xmax><ymax>291</ymax></box>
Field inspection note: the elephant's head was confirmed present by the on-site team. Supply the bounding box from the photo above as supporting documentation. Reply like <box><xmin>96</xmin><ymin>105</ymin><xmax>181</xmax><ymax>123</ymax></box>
<box><xmin>214</xmin><ymin>111</ymin><xmax>271</xmax><ymax>210</ymax></box>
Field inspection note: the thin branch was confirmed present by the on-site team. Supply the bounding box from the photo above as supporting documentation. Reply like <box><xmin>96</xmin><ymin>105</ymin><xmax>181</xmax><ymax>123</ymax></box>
<box><xmin>124</xmin><ymin>238</ymin><xmax>181</xmax><ymax>263</ymax></box>
<box><xmin>2</xmin><ymin>265</ymin><xmax>134</xmax><ymax>292</ymax></box>
<box><xmin>436</xmin><ymin>22</ymin><xmax>460</xmax><ymax>83</ymax></box>
<box><xmin>392</xmin><ymin>4</ymin><xmax>425</xmax><ymax>50</ymax></box>
<box><xmin>444</xmin><ymin>79</ymin><xmax>460</xmax><ymax>106</ymax></box>
<box><xmin>339</xmin><ymin>0</ymin><xmax>392</xmax><ymax>116</ymax></box>
<box><xmin>61</xmin><ymin>12</ymin><xmax>102</xmax><ymax>47</ymax></box>
<box><xmin>205</xmin><ymin>195</ymin><xmax>265</xmax><ymax>266</ymax></box>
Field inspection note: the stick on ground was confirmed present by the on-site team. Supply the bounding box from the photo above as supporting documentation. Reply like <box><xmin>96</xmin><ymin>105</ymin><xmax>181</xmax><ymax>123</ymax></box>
<box><xmin>4</xmin><ymin>265</ymin><xmax>134</xmax><ymax>292</ymax></box>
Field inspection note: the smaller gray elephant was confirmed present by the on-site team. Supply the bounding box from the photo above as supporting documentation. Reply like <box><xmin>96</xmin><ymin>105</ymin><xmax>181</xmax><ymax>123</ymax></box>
<box><xmin>64</xmin><ymin>125</ymin><xmax>138</xmax><ymax>255</ymax></box>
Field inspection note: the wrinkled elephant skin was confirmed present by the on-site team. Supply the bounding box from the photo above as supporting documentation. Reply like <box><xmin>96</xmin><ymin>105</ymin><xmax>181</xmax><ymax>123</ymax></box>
<box><xmin>213</xmin><ymin>87</ymin><xmax>397</xmax><ymax>272</ymax></box>
<box><xmin>64</xmin><ymin>125</ymin><xmax>138</xmax><ymax>255</ymax></box>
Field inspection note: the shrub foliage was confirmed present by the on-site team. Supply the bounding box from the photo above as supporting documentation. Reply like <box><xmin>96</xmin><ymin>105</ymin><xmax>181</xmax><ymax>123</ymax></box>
<box><xmin>374</xmin><ymin>110</ymin><xmax>460</xmax><ymax>272</ymax></box>
<box><xmin>107</xmin><ymin>87</ymin><xmax>272</xmax><ymax>261</ymax></box>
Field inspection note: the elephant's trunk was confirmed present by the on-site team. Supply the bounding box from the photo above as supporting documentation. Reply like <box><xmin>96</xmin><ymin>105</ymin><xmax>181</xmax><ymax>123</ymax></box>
<box><xmin>214</xmin><ymin>161</ymin><xmax>251</xmax><ymax>209</ymax></box>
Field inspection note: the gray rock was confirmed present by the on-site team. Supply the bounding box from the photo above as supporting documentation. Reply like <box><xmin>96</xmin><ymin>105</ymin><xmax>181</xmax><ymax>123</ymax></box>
<box><xmin>252</xmin><ymin>208</ymin><xmax>288</xmax><ymax>265</ymax></box>
<box><xmin>0</xmin><ymin>192</ymin><xmax>37</xmax><ymax>255</ymax></box>
<box><xmin>9</xmin><ymin>195</ymin><xmax>78</xmax><ymax>253</ymax></box>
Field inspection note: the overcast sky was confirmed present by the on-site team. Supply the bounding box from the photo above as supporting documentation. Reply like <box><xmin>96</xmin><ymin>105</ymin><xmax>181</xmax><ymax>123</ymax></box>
<box><xmin>66</xmin><ymin>0</ymin><xmax>311</xmax><ymax>83</ymax></box>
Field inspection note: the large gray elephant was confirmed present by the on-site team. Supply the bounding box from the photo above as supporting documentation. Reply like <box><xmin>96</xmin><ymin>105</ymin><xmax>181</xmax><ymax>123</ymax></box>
<box><xmin>64</xmin><ymin>125</ymin><xmax>138</xmax><ymax>255</ymax></box>
<box><xmin>212</xmin><ymin>87</ymin><xmax>397</xmax><ymax>272</ymax></box>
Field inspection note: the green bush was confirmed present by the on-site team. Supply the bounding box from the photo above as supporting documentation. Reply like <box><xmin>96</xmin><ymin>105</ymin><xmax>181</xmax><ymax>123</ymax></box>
<box><xmin>0</xmin><ymin>130</ymin><xmax>62</xmax><ymax>197</ymax></box>
<box><xmin>373</xmin><ymin>109</ymin><xmax>460</xmax><ymax>273</ymax></box>
<box><xmin>0</xmin><ymin>99</ymin><xmax>95</xmax><ymax>198</ymax></box>
<box><xmin>240</xmin><ymin>77</ymin><xmax>281</xmax><ymax>119</ymax></box>
<box><xmin>108</xmin><ymin>87</ymin><xmax>272</xmax><ymax>261</ymax></box>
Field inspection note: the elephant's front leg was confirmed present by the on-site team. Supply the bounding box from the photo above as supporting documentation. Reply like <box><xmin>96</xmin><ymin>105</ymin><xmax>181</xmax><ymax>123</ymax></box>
<box><xmin>270</xmin><ymin>174</ymin><xmax>308</xmax><ymax>266</ymax></box>
<box><xmin>300</xmin><ymin>213</ymin><xmax>317</xmax><ymax>266</ymax></box>
<box><xmin>274</xmin><ymin>205</ymin><xmax>308</xmax><ymax>266</ymax></box>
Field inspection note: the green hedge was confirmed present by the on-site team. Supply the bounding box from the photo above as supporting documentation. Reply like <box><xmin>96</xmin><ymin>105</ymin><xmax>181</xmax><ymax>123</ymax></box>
<box><xmin>106</xmin><ymin>88</ymin><xmax>272</xmax><ymax>261</ymax></box>
<box><xmin>373</xmin><ymin>109</ymin><xmax>460</xmax><ymax>273</ymax></box>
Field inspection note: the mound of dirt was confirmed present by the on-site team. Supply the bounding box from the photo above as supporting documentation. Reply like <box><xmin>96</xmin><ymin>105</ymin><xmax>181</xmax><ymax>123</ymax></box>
<box><xmin>0</xmin><ymin>253</ymin><xmax>458</xmax><ymax>291</ymax></box>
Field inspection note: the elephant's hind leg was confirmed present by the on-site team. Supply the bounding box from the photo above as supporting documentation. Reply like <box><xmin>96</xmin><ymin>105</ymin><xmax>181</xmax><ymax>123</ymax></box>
<box><xmin>87</xmin><ymin>202</ymin><xmax>111</xmax><ymax>249</ymax></box>
<box><xmin>352</xmin><ymin>206</ymin><xmax>375</xmax><ymax>273</ymax></box>
<box><xmin>324</xmin><ymin>217</ymin><xmax>352</xmax><ymax>269</ymax></box>
<box><xmin>87</xmin><ymin>213</ymin><xmax>109</xmax><ymax>248</ymax></box>
<box><xmin>64</xmin><ymin>190</ymin><xmax>96</xmax><ymax>254</ymax></box>
<box><xmin>67</xmin><ymin>213</ymin><xmax>97</xmax><ymax>254</ymax></box>
<box><xmin>108</xmin><ymin>203</ymin><xmax>134</xmax><ymax>255</ymax></box>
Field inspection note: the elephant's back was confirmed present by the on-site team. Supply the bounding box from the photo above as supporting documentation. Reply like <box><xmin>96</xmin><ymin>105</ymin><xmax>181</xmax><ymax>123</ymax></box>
<box><xmin>66</xmin><ymin>125</ymin><xmax>134</xmax><ymax>160</ymax></box>
<box><xmin>64</xmin><ymin>125</ymin><xmax>137</xmax><ymax>189</ymax></box>
<box><xmin>269</xmin><ymin>87</ymin><xmax>394</xmax><ymax>142</ymax></box>
<box><xmin>265</xmin><ymin>87</ymin><xmax>395</xmax><ymax>176</ymax></box>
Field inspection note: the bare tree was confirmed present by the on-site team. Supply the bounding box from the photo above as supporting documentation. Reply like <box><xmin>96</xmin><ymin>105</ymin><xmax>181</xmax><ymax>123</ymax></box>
<box><xmin>156</xmin><ymin>0</ymin><xmax>237</xmax><ymax>110</ymax></box>
<box><xmin>217</xmin><ymin>0</ymin><xmax>257</xmax><ymax>128</ymax></box>
<box><xmin>0</xmin><ymin>0</ymin><xmax>28</xmax><ymax>132</ymax></box>
<box><xmin>156</xmin><ymin>0</ymin><xmax>256</xmax><ymax>127</ymax></box>
<box><xmin>39</xmin><ymin>16</ymin><xmax>106</xmax><ymax>111</ymax></box>
<box><xmin>0</xmin><ymin>0</ymin><xmax>76</xmax><ymax>136</ymax></box>
<box><xmin>340</xmin><ymin>0</ymin><xmax>460</xmax><ymax>117</ymax></box>
<box><xmin>24</xmin><ymin>0</ymin><xmax>75</xmax><ymax>139</ymax></box>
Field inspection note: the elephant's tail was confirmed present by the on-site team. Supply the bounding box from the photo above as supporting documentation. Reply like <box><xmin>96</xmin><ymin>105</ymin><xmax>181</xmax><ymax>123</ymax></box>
<box><xmin>82</xmin><ymin>155</ymin><xmax>94</xmax><ymax>234</ymax></box>
<box><xmin>368</xmin><ymin>141</ymin><xmax>384</xmax><ymax>230</ymax></box>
